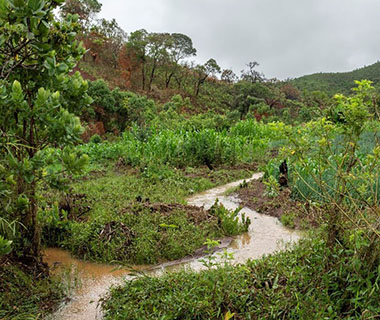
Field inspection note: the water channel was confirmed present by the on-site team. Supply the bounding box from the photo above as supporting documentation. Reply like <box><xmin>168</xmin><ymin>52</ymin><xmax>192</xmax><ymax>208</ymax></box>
<box><xmin>44</xmin><ymin>173</ymin><xmax>301</xmax><ymax>319</ymax></box>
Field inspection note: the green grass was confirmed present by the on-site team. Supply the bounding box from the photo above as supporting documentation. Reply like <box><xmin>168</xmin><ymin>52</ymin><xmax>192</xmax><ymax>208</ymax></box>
<box><xmin>39</xmin><ymin>118</ymin><xmax>291</xmax><ymax>264</ymax></box>
<box><xmin>101</xmin><ymin>232</ymin><xmax>380</xmax><ymax>320</ymax></box>
<box><xmin>75</xmin><ymin>119</ymin><xmax>290</xmax><ymax>168</ymax></box>
<box><xmin>41</xmin><ymin>164</ymin><xmax>255</xmax><ymax>264</ymax></box>
<box><xmin>0</xmin><ymin>261</ymin><xmax>66</xmax><ymax>320</ymax></box>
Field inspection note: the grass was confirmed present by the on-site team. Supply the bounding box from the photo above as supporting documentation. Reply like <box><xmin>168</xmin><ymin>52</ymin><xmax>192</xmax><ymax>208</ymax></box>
<box><xmin>38</xmin><ymin>119</ymin><xmax>290</xmax><ymax>265</ymax></box>
<box><xmin>101</xmin><ymin>232</ymin><xmax>380</xmax><ymax>320</ymax></box>
<box><xmin>0</xmin><ymin>260</ymin><xmax>67</xmax><ymax>320</ymax></box>
<box><xmin>41</xmin><ymin>164</ymin><xmax>255</xmax><ymax>264</ymax></box>
<box><xmin>75</xmin><ymin>119</ymin><xmax>290</xmax><ymax>169</ymax></box>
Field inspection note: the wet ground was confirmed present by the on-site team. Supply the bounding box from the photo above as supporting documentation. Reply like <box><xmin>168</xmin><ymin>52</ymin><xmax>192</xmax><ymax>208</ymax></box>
<box><xmin>44</xmin><ymin>173</ymin><xmax>301</xmax><ymax>320</ymax></box>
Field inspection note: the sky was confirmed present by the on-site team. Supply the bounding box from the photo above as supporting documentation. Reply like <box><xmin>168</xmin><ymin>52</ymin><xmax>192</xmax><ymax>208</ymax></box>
<box><xmin>98</xmin><ymin>0</ymin><xmax>380</xmax><ymax>80</ymax></box>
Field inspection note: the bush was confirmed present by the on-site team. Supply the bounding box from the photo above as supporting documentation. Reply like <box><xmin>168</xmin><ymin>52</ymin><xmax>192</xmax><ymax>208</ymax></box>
<box><xmin>89</xmin><ymin>134</ymin><xmax>102</xmax><ymax>144</ymax></box>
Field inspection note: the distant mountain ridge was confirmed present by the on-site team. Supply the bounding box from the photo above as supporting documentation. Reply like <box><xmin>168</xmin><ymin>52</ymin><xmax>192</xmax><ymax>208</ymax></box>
<box><xmin>290</xmin><ymin>61</ymin><xmax>380</xmax><ymax>95</ymax></box>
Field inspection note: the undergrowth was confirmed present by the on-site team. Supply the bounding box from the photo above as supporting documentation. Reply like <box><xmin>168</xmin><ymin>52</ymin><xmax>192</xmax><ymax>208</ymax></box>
<box><xmin>101</xmin><ymin>232</ymin><xmax>380</xmax><ymax>319</ymax></box>
<box><xmin>0</xmin><ymin>261</ymin><xmax>66</xmax><ymax>319</ymax></box>
<box><xmin>41</xmin><ymin>166</ymin><xmax>254</xmax><ymax>264</ymax></box>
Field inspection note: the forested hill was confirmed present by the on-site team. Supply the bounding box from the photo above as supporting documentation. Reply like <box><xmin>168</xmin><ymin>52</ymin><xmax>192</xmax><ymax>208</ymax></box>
<box><xmin>291</xmin><ymin>61</ymin><xmax>380</xmax><ymax>95</ymax></box>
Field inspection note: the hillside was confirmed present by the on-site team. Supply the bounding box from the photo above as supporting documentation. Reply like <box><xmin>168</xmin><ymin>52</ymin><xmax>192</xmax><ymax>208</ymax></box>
<box><xmin>291</xmin><ymin>61</ymin><xmax>380</xmax><ymax>95</ymax></box>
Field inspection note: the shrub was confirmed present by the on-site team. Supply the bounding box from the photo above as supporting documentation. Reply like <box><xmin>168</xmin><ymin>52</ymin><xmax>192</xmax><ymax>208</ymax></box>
<box><xmin>89</xmin><ymin>134</ymin><xmax>102</xmax><ymax>144</ymax></box>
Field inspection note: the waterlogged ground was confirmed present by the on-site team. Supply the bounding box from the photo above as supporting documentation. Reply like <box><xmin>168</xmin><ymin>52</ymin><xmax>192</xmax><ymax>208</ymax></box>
<box><xmin>44</xmin><ymin>173</ymin><xmax>301</xmax><ymax>320</ymax></box>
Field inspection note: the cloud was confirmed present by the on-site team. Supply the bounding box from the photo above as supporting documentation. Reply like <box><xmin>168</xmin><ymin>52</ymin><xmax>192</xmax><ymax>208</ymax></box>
<box><xmin>98</xmin><ymin>0</ymin><xmax>380</xmax><ymax>79</ymax></box>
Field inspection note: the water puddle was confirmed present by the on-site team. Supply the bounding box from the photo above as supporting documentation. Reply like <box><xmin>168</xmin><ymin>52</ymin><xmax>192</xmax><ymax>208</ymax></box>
<box><xmin>44</xmin><ymin>173</ymin><xmax>301</xmax><ymax>319</ymax></box>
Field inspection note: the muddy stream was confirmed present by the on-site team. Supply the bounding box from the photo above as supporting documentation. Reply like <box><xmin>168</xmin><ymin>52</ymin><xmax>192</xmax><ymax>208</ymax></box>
<box><xmin>44</xmin><ymin>173</ymin><xmax>301</xmax><ymax>320</ymax></box>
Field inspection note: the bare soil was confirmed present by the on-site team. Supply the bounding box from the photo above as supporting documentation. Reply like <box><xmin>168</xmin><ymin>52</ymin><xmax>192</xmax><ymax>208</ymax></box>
<box><xmin>234</xmin><ymin>178</ymin><xmax>319</xmax><ymax>229</ymax></box>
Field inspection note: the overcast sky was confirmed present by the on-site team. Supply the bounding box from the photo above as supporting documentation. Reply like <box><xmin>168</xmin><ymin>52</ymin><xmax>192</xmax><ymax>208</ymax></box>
<box><xmin>98</xmin><ymin>0</ymin><xmax>380</xmax><ymax>80</ymax></box>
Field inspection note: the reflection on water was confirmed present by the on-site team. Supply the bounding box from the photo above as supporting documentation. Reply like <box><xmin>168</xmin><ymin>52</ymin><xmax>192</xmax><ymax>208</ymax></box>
<box><xmin>44</xmin><ymin>248</ymin><xmax>140</xmax><ymax>279</ymax></box>
<box><xmin>44</xmin><ymin>249</ymin><xmax>145</xmax><ymax>320</ymax></box>
<box><xmin>45</xmin><ymin>172</ymin><xmax>301</xmax><ymax>320</ymax></box>
<box><xmin>231</xmin><ymin>232</ymin><xmax>252</xmax><ymax>248</ymax></box>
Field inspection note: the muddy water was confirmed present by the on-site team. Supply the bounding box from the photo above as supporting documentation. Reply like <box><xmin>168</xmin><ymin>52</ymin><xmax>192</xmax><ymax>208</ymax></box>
<box><xmin>44</xmin><ymin>173</ymin><xmax>301</xmax><ymax>320</ymax></box>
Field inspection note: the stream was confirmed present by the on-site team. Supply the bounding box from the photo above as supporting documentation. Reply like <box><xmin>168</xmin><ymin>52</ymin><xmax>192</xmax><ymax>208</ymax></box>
<box><xmin>44</xmin><ymin>172</ymin><xmax>301</xmax><ymax>320</ymax></box>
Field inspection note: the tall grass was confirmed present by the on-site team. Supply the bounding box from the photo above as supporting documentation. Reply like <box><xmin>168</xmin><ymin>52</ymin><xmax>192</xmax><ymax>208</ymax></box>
<box><xmin>78</xmin><ymin>119</ymin><xmax>290</xmax><ymax>168</ymax></box>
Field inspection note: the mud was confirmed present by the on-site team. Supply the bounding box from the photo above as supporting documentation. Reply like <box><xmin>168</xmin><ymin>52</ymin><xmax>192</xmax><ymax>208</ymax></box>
<box><xmin>235</xmin><ymin>178</ymin><xmax>319</xmax><ymax>229</ymax></box>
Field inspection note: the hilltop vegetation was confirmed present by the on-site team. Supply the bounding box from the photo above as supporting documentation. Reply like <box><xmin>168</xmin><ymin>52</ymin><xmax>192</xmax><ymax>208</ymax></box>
<box><xmin>291</xmin><ymin>61</ymin><xmax>380</xmax><ymax>95</ymax></box>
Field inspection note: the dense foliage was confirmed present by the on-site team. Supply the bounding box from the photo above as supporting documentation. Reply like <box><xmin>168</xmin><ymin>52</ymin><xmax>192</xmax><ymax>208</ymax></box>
<box><xmin>76</xmin><ymin>119</ymin><xmax>288</xmax><ymax>168</ymax></box>
<box><xmin>41</xmin><ymin>167</ymin><xmax>254</xmax><ymax>264</ymax></box>
<box><xmin>291</xmin><ymin>61</ymin><xmax>380</xmax><ymax>95</ymax></box>
<box><xmin>0</xmin><ymin>0</ymin><xmax>90</xmax><ymax>267</ymax></box>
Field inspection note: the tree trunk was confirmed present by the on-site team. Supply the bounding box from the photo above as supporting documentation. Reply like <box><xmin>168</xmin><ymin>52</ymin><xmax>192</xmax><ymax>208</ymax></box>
<box><xmin>195</xmin><ymin>79</ymin><xmax>203</xmax><ymax>96</ymax></box>
<box><xmin>141</xmin><ymin>64</ymin><xmax>145</xmax><ymax>90</ymax></box>
<box><xmin>165</xmin><ymin>72</ymin><xmax>174</xmax><ymax>89</ymax></box>
<box><xmin>29</xmin><ymin>183</ymin><xmax>41</xmax><ymax>260</ymax></box>
<box><xmin>195</xmin><ymin>75</ymin><xmax>207</xmax><ymax>96</ymax></box>
<box><xmin>20</xmin><ymin>179</ymin><xmax>43</xmax><ymax>270</ymax></box>
<box><xmin>174</xmin><ymin>74</ymin><xmax>182</xmax><ymax>89</ymax></box>
<box><xmin>148</xmin><ymin>63</ymin><xmax>156</xmax><ymax>91</ymax></box>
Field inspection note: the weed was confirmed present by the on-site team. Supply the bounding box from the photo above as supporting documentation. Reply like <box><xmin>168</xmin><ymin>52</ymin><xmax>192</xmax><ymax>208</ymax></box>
<box><xmin>101</xmin><ymin>234</ymin><xmax>380</xmax><ymax>320</ymax></box>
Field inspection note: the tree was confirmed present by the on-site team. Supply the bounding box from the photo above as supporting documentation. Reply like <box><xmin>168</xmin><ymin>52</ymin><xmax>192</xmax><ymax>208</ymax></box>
<box><xmin>126</xmin><ymin>29</ymin><xmax>149</xmax><ymax>90</ymax></box>
<box><xmin>233</xmin><ymin>81</ymin><xmax>272</xmax><ymax>118</ymax></box>
<box><xmin>145</xmin><ymin>32</ymin><xmax>171</xmax><ymax>91</ymax></box>
<box><xmin>91</xmin><ymin>18</ymin><xmax>127</xmax><ymax>68</ymax></box>
<box><xmin>194</xmin><ymin>58</ymin><xmax>221</xmax><ymax>96</ymax></box>
<box><xmin>281</xmin><ymin>83</ymin><xmax>300</xmax><ymax>101</ymax></box>
<box><xmin>164</xmin><ymin>33</ymin><xmax>196</xmax><ymax>88</ymax></box>
<box><xmin>221</xmin><ymin>69</ymin><xmax>238</xmax><ymax>84</ymax></box>
<box><xmin>61</xmin><ymin>0</ymin><xmax>102</xmax><ymax>29</ymax></box>
<box><xmin>241</xmin><ymin>61</ymin><xmax>265</xmax><ymax>83</ymax></box>
<box><xmin>0</xmin><ymin>0</ymin><xmax>90</xmax><ymax>267</ymax></box>
<box><xmin>173</xmin><ymin>61</ymin><xmax>193</xmax><ymax>90</ymax></box>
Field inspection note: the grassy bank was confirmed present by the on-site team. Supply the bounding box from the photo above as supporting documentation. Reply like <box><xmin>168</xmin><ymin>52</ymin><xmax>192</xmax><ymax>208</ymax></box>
<box><xmin>38</xmin><ymin>119</ymin><xmax>284</xmax><ymax>264</ymax></box>
<box><xmin>101</xmin><ymin>233</ymin><xmax>380</xmax><ymax>319</ymax></box>
<box><xmin>0</xmin><ymin>259</ymin><xmax>66</xmax><ymax>320</ymax></box>
<box><xmin>41</xmin><ymin>164</ymin><xmax>255</xmax><ymax>264</ymax></box>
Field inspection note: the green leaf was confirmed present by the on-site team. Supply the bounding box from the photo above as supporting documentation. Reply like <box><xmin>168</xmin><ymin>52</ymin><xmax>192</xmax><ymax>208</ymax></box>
<box><xmin>0</xmin><ymin>235</ymin><xmax>13</xmax><ymax>256</ymax></box>
<box><xmin>0</xmin><ymin>0</ymin><xmax>9</xmax><ymax>19</ymax></box>
<box><xmin>9</xmin><ymin>0</ymin><xmax>24</xmax><ymax>9</ymax></box>
<box><xmin>57</xmin><ymin>62</ymin><xmax>69</xmax><ymax>73</ymax></box>
<box><xmin>41</xmin><ymin>19</ymin><xmax>49</xmax><ymax>29</ymax></box>
<box><xmin>28</xmin><ymin>0</ymin><xmax>44</xmax><ymax>12</ymax></box>
<box><xmin>0</xmin><ymin>35</ymin><xmax>5</xmax><ymax>46</ymax></box>
<box><xmin>11</xmin><ymin>80</ymin><xmax>24</xmax><ymax>101</ymax></box>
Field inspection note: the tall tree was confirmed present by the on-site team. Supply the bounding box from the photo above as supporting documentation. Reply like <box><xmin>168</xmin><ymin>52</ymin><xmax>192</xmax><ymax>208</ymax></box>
<box><xmin>164</xmin><ymin>33</ymin><xmax>196</xmax><ymax>88</ymax></box>
<box><xmin>61</xmin><ymin>0</ymin><xmax>102</xmax><ymax>30</ymax></box>
<box><xmin>91</xmin><ymin>18</ymin><xmax>127</xmax><ymax>68</ymax></box>
<box><xmin>194</xmin><ymin>58</ymin><xmax>221</xmax><ymax>96</ymax></box>
<box><xmin>0</xmin><ymin>0</ymin><xmax>90</xmax><ymax>267</ymax></box>
<box><xmin>145</xmin><ymin>32</ymin><xmax>171</xmax><ymax>91</ymax></box>
<box><xmin>126</xmin><ymin>29</ymin><xmax>149</xmax><ymax>90</ymax></box>
<box><xmin>221</xmin><ymin>69</ymin><xmax>238</xmax><ymax>84</ymax></box>
<box><xmin>241</xmin><ymin>61</ymin><xmax>265</xmax><ymax>83</ymax></box>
